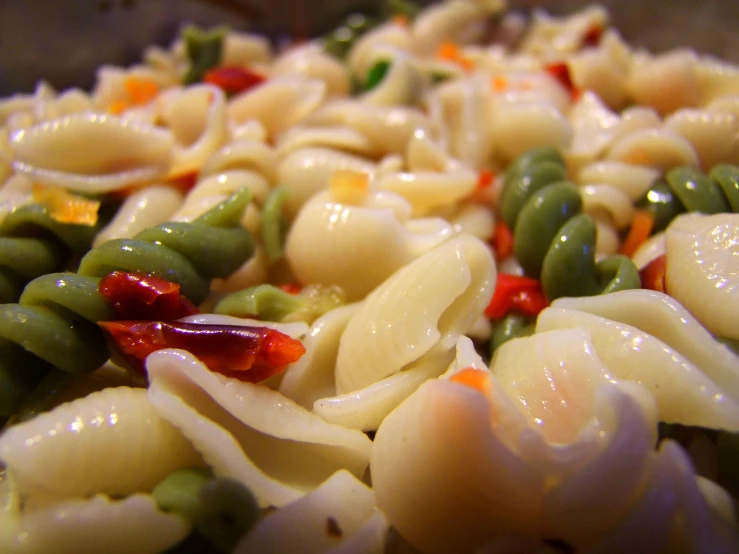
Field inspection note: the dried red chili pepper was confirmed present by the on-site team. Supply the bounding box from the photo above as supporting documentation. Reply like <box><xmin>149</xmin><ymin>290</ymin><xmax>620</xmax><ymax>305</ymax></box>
<box><xmin>203</xmin><ymin>66</ymin><xmax>266</xmax><ymax>96</ymax></box>
<box><xmin>99</xmin><ymin>320</ymin><xmax>306</xmax><ymax>383</ymax></box>
<box><xmin>640</xmin><ymin>254</ymin><xmax>667</xmax><ymax>293</ymax></box>
<box><xmin>98</xmin><ymin>271</ymin><xmax>199</xmax><ymax>321</ymax></box>
<box><xmin>485</xmin><ymin>273</ymin><xmax>548</xmax><ymax>320</ymax></box>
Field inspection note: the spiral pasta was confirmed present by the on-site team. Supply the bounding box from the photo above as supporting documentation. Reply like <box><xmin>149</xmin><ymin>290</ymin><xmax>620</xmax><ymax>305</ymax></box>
<box><xmin>0</xmin><ymin>189</ymin><xmax>253</xmax><ymax>416</ymax></box>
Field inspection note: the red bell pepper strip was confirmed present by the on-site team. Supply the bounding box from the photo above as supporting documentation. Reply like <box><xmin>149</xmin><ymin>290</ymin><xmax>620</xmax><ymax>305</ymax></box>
<box><xmin>485</xmin><ymin>273</ymin><xmax>548</xmax><ymax>320</ymax></box>
<box><xmin>640</xmin><ymin>254</ymin><xmax>667</xmax><ymax>294</ymax></box>
<box><xmin>544</xmin><ymin>62</ymin><xmax>582</xmax><ymax>101</ymax></box>
<box><xmin>99</xmin><ymin>321</ymin><xmax>306</xmax><ymax>383</ymax></box>
<box><xmin>203</xmin><ymin>66</ymin><xmax>266</xmax><ymax>96</ymax></box>
<box><xmin>491</xmin><ymin>221</ymin><xmax>514</xmax><ymax>261</ymax></box>
<box><xmin>98</xmin><ymin>271</ymin><xmax>199</xmax><ymax>321</ymax></box>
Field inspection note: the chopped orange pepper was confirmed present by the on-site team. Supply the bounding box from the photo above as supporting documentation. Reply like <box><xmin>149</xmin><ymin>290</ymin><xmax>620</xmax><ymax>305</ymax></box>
<box><xmin>330</xmin><ymin>169</ymin><xmax>370</xmax><ymax>204</ymax></box>
<box><xmin>449</xmin><ymin>368</ymin><xmax>492</xmax><ymax>396</ymax></box>
<box><xmin>477</xmin><ymin>169</ymin><xmax>495</xmax><ymax>191</ymax></box>
<box><xmin>108</xmin><ymin>100</ymin><xmax>129</xmax><ymax>115</ymax></box>
<box><xmin>620</xmin><ymin>210</ymin><xmax>655</xmax><ymax>257</ymax></box>
<box><xmin>391</xmin><ymin>14</ymin><xmax>409</xmax><ymax>27</ymax></box>
<box><xmin>491</xmin><ymin>76</ymin><xmax>508</xmax><ymax>92</ymax></box>
<box><xmin>32</xmin><ymin>185</ymin><xmax>100</xmax><ymax>226</ymax></box>
<box><xmin>279</xmin><ymin>282</ymin><xmax>303</xmax><ymax>295</ymax></box>
<box><xmin>167</xmin><ymin>171</ymin><xmax>200</xmax><ymax>194</ymax></box>
<box><xmin>436</xmin><ymin>40</ymin><xmax>474</xmax><ymax>72</ymax></box>
<box><xmin>491</xmin><ymin>221</ymin><xmax>513</xmax><ymax>261</ymax></box>
<box><xmin>124</xmin><ymin>77</ymin><xmax>159</xmax><ymax>106</ymax></box>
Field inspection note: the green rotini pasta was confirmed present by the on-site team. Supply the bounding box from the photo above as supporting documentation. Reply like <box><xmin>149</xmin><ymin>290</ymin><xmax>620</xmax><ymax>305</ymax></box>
<box><xmin>0</xmin><ymin>189</ymin><xmax>254</xmax><ymax>418</ymax></box>
<box><xmin>0</xmin><ymin>202</ymin><xmax>113</xmax><ymax>303</ymax></box>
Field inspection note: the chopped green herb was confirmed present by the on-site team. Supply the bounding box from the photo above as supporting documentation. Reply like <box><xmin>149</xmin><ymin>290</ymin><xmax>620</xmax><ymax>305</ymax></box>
<box><xmin>364</xmin><ymin>60</ymin><xmax>391</xmax><ymax>91</ymax></box>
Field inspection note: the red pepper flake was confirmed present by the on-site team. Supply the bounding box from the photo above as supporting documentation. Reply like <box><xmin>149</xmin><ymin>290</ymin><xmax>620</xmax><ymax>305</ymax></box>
<box><xmin>99</xmin><ymin>321</ymin><xmax>306</xmax><ymax>382</ymax></box>
<box><xmin>544</xmin><ymin>62</ymin><xmax>581</xmax><ymax>101</ymax></box>
<box><xmin>640</xmin><ymin>254</ymin><xmax>667</xmax><ymax>294</ymax></box>
<box><xmin>582</xmin><ymin>25</ymin><xmax>604</xmax><ymax>47</ymax></box>
<box><xmin>203</xmin><ymin>66</ymin><xmax>266</xmax><ymax>96</ymax></box>
<box><xmin>99</xmin><ymin>271</ymin><xmax>199</xmax><ymax>321</ymax></box>
<box><xmin>485</xmin><ymin>273</ymin><xmax>548</xmax><ymax>320</ymax></box>
<box><xmin>491</xmin><ymin>221</ymin><xmax>514</xmax><ymax>261</ymax></box>
<box><xmin>279</xmin><ymin>282</ymin><xmax>302</xmax><ymax>295</ymax></box>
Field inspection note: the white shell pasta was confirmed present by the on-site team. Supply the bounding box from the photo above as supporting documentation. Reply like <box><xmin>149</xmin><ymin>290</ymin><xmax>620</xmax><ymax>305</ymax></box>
<box><xmin>0</xmin><ymin>494</ymin><xmax>189</xmax><ymax>554</ymax></box>
<box><xmin>234</xmin><ymin>470</ymin><xmax>387</xmax><ymax>554</ymax></box>
<box><xmin>666</xmin><ymin>213</ymin><xmax>739</xmax><ymax>340</ymax></box>
<box><xmin>606</xmin><ymin>128</ymin><xmax>699</xmax><ymax>170</ymax></box>
<box><xmin>0</xmin><ymin>387</ymin><xmax>202</xmax><ymax>501</ymax></box>
<box><xmin>272</xmin><ymin>43</ymin><xmax>351</xmax><ymax>97</ymax></box>
<box><xmin>576</xmin><ymin>160</ymin><xmax>659</xmax><ymax>201</ymax></box>
<box><xmin>9</xmin><ymin>112</ymin><xmax>173</xmax><ymax>192</ymax></box>
<box><xmin>146</xmin><ymin>349</ymin><xmax>373</xmax><ymax>508</ymax></box>
<box><xmin>664</xmin><ymin>108</ymin><xmax>739</xmax><ymax>169</ymax></box>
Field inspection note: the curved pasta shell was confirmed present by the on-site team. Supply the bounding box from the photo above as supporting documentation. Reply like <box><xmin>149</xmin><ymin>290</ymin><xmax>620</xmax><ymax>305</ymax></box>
<box><xmin>552</xmin><ymin>289</ymin><xmax>739</xmax><ymax>403</ymax></box>
<box><xmin>280</xmin><ymin>304</ymin><xmax>362</xmax><ymax>409</ymax></box>
<box><xmin>632</xmin><ymin>231</ymin><xmax>666</xmax><ymax>270</ymax></box>
<box><xmin>227</xmin><ymin>78</ymin><xmax>326</xmax><ymax>138</ymax></box>
<box><xmin>666</xmin><ymin>213</ymin><xmax>739</xmax><ymax>341</ymax></box>
<box><xmin>567</xmin><ymin>91</ymin><xmax>619</xmax><ymax>169</ymax></box>
<box><xmin>376</xmin><ymin>169</ymin><xmax>477</xmax><ymax>216</ymax></box>
<box><xmin>199</xmin><ymin>139</ymin><xmax>277</xmax><ymax>183</ymax></box>
<box><xmin>664</xmin><ymin>108</ymin><xmax>739</xmax><ymax>169</ymax></box>
<box><xmin>360</xmin><ymin>50</ymin><xmax>423</xmax><ymax>107</ymax></box>
<box><xmin>576</xmin><ymin>160</ymin><xmax>659</xmax><ymax>201</ymax></box>
<box><xmin>567</xmin><ymin>42</ymin><xmax>629</xmax><ymax>109</ymax></box>
<box><xmin>335</xmin><ymin>234</ymin><xmax>495</xmax><ymax>393</ymax></box>
<box><xmin>9</xmin><ymin>112</ymin><xmax>173</xmax><ymax>192</ymax></box>
<box><xmin>273</xmin><ymin>43</ymin><xmax>350</xmax><ymax>97</ymax></box>
<box><xmin>146</xmin><ymin>349</ymin><xmax>373</xmax><ymax>508</ymax></box>
<box><xmin>93</xmin><ymin>184</ymin><xmax>184</xmax><ymax>246</ymax></box>
<box><xmin>0</xmin><ymin>494</ymin><xmax>189</xmax><ymax>554</ymax></box>
<box><xmin>0</xmin><ymin>387</ymin><xmax>201</xmax><ymax>500</ymax></box>
<box><xmin>411</xmin><ymin>0</ymin><xmax>486</xmax><ymax>54</ymax></box>
<box><xmin>580</xmin><ymin>184</ymin><xmax>633</xmax><ymax>230</ymax></box>
<box><xmin>277</xmin><ymin>147</ymin><xmax>376</xmax><ymax>216</ymax></box>
<box><xmin>627</xmin><ymin>50</ymin><xmax>700</xmax><ymax>115</ymax></box>
<box><xmin>234</xmin><ymin>470</ymin><xmax>386</xmax><ymax>554</ymax></box>
<box><xmin>348</xmin><ymin>23</ymin><xmax>415</xmax><ymax>78</ymax></box>
<box><xmin>536</xmin><ymin>307</ymin><xmax>739</xmax><ymax>430</ymax></box>
<box><xmin>606</xmin><ymin>128</ymin><xmax>699</xmax><ymax>170</ymax></box>
<box><xmin>276</xmin><ymin>126</ymin><xmax>376</xmax><ymax>159</ymax></box>
<box><xmin>610</xmin><ymin>106</ymin><xmax>662</xmax><ymax>143</ymax></box>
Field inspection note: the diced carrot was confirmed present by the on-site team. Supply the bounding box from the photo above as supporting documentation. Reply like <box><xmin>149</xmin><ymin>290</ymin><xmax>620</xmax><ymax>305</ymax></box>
<box><xmin>125</xmin><ymin>77</ymin><xmax>159</xmax><ymax>106</ymax></box>
<box><xmin>491</xmin><ymin>76</ymin><xmax>508</xmax><ymax>92</ymax></box>
<box><xmin>436</xmin><ymin>40</ymin><xmax>474</xmax><ymax>72</ymax></box>
<box><xmin>620</xmin><ymin>210</ymin><xmax>655</xmax><ymax>257</ymax></box>
<box><xmin>449</xmin><ymin>368</ymin><xmax>492</xmax><ymax>396</ymax></box>
<box><xmin>491</xmin><ymin>221</ymin><xmax>513</xmax><ymax>261</ymax></box>
<box><xmin>391</xmin><ymin>14</ymin><xmax>409</xmax><ymax>27</ymax></box>
<box><xmin>108</xmin><ymin>100</ymin><xmax>129</xmax><ymax>115</ymax></box>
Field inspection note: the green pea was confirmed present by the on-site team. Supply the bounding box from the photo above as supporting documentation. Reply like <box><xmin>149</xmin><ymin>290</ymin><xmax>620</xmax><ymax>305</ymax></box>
<box><xmin>541</xmin><ymin>214</ymin><xmax>640</xmax><ymax>300</ymax></box>
<box><xmin>636</xmin><ymin>182</ymin><xmax>685</xmax><ymax>233</ymax></box>
<box><xmin>364</xmin><ymin>60</ymin><xmax>391</xmax><ymax>91</ymax></box>
<box><xmin>490</xmin><ymin>314</ymin><xmax>534</xmax><ymax>354</ymax></box>
<box><xmin>499</xmin><ymin>161</ymin><xmax>568</xmax><ymax>228</ymax></box>
<box><xmin>717</xmin><ymin>431</ymin><xmax>739</xmax><ymax>497</ymax></box>
<box><xmin>666</xmin><ymin>167</ymin><xmax>730</xmax><ymax>215</ymax></box>
<box><xmin>153</xmin><ymin>469</ymin><xmax>260</xmax><ymax>553</ymax></box>
<box><xmin>506</xmin><ymin>147</ymin><xmax>565</xmax><ymax>176</ymax></box>
<box><xmin>197</xmin><ymin>477</ymin><xmax>260</xmax><ymax>553</ymax></box>
<box><xmin>214</xmin><ymin>284</ymin><xmax>304</xmax><ymax>321</ymax></box>
<box><xmin>513</xmin><ymin>182</ymin><xmax>582</xmax><ymax>277</ymax></box>
<box><xmin>261</xmin><ymin>187</ymin><xmax>290</xmax><ymax>263</ymax></box>
<box><xmin>710</xmin><ymin>164</ymin><xmax>739</xmax><ymax>213</ymax></box>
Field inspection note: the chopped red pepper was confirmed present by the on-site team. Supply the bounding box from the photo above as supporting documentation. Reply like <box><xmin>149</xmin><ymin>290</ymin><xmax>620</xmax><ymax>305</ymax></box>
<box><xmin>99</xmin><ymin>321</ymin><xmax>306</xmax><ymax>382</ymax></box>
<box><xmin>279</xmin><ymin>282</ymin><xmax>302</xmax><ymax>295</ymax></box>
<box><xmin>477</xmin><ymin>169</ymin><xmax>495</xmax><ymax>191</ymax></box>
<box><xmin>485</xmin><ymin>273</ymin><xmax>548</xmax><ymax>320</ymax></box>
<box><xmin>491</xmin><ymin>221</ymin><xmax>514</xmax><ymax>261</ymax></box>
<box><xmin>203</xmin><ymin>66</ymin><xmax>266</xmax><ymax>96</ymax></box>
<box><xmin>640</xmin><ymin>255</ymin><xmax>667</xmax><ymax>294</ymax></box>
<box><xmin>544</xmin><ymin>62</ymin><xmax>581</xmax><ymax>101</ymax></box>
<box><xmin>582</xmin><ymin>25</ymin><xmax>604</xmax><ymax>47</ymax></box>
<box><xmin>99</xmin><ymin>271</ymin><xmax>199</xmax><ymax>321</ymax></box>
<box><xmin>168</xmin><ymin>171</ymin><xmax>199</xmax><ymax>194</ymax></box>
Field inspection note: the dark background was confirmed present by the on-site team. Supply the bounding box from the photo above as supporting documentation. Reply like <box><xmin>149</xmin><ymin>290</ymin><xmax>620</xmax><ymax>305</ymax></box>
<box><xmin>1</xmin><ymin>0</ymin><xmax>738</xmax><ymax>95</ymax></box>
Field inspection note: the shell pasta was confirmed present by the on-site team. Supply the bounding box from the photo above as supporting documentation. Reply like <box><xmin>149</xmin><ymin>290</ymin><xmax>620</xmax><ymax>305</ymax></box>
<box><xmin>0</xmin><ymin>1</ymin><xmax>738</xmax><ymax>552</ymax></box>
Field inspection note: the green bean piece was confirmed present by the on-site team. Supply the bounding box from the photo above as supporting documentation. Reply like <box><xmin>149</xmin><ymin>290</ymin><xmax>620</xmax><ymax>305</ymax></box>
<box><xmin>541</xmin><ymin>214</ymin><xmax>640</xmax><ymax>300</ymax></box>
<box><xmin>215</xmin><ymin>284</ymin><xmax>304</xmax><ymax>321</ymax></box>
<box><xmin>183</xmin><ymin>25</ymin><xmax>226</xmax><ymax>85</ymax></box>
<box><xmin>636</xmin><ymin>182</ymin><xmax>686</xmax><ymax>233</ymax></box>
<box><xmin>499</xmin><ymin>161</ymin><xmax>568</xmax><ymax>228</ymax></box>
<box><xmin>261</xmin><ymin>187</ymin><xmax>290</xmax><ymax>263</ymax></box>
<box><xmin>505</xmin><ymin>147</ymin><xmax>565</xmax><ymax>176</ymax></box>
<box><xmin>490</xmin><ymin>314</ymin><xmax>534</xmax><ymax>354</ymax></box>
<box><xmin>513</xmin><ymin>182</ymin><xmax>582</xmax><ymax>277</ymax></box>
<box><xmin>717</xmin><ymin>431</ymin><xmax>739</xmax><ymax>497</ymax></box>
<box><xmin>710</xmin><ymin>164</ymin><xmax>739</xmax><ymax>213</ymax></box>
<box><xmin>153</xmin><ymin>468</ymin><xmax>260</xmax><ymax>554</ymax></box>
<box><xmin>364</xmin><ymin>60</ymin><xmax>391</xmax><ymax>91</ymax></box>
<box><xmin>666</xmin><ymin>167</ymin><xmax>730</xmax><ymax>215</ymax></box>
